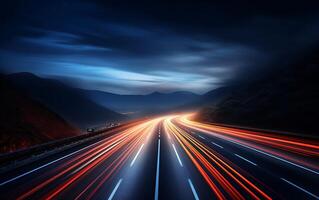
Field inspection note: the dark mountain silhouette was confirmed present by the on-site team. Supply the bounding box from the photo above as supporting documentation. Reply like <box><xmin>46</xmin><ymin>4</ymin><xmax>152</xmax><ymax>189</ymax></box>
<box><xmin>196</xmin><ymin>47</ymin><xmax>319</xmax><ymax>135</ymax></box>
<box><xmin>79</xmin><ymin>89</ymin><xmax>199</xmax><ymax>116</ymax></box>
<box><xmin>6</xmin><ymin>73</ymin><xmax>125</xmax><ymax>129</ymax></box>
<box><xmin>176</xmin><ymin>87</ymin><xmax>234</xmax><ymax>111</ymax></box>
<box><xmin>0</xmin><ymin>75</ymin><xmax>79</xmax><ymax>153</ymax></box>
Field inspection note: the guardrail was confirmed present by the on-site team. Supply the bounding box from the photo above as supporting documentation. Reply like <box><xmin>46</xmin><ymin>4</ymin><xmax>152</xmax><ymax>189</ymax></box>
<box><xmin>0</xmin><ymin>124</ymin><xmax>124</xmax><ymax>167</ymax></box>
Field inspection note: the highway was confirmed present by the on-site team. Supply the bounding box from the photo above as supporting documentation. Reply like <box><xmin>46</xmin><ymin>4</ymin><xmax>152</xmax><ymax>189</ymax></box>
<box><xmin>0</xmin><ymin>114</ymin><xmax>318</xmax><ymax>200</ymax></box>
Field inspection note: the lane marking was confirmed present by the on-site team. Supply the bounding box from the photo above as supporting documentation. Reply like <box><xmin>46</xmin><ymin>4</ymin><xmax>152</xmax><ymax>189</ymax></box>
<box><xmin>211</xmin><ymin>142</ymin><xmax>224</xmax><ymax>149</ymax></box>
<box><xmin>281</xmin><ymin>178</ymin><xmax>319</xmax><ymax>199</ymax></box>
<box><xmin>227</xmin><ymin>139</ymin><xmax>319</xmax><ymax>175</ymax></box>
<box><xmin>154</xmin><ymin>139</ymin><xmax>161</xmax><ymax>200</ymax></box>
<box><xmin>130</xmin><ymin>144</ymin><xmax>145</xmax><ymax>167</ymax></box>
<box><xmin>235</xmin><ymin>154</ymin><xmax>257</xmax><ymax>166</ymax></box>
<box><xmin>108</xmin><ymin>178</ymin><xmax>123</xmax><ymax>200</ymax></box>
<box><xmin>0</xmin><ymin>139</ymin><xmax>102</xmax><ymax>186</ymax></box>
<box><xmin>188</xmin><ymin>178</ymin><xmax>199</xmax><ymax>200</ymax></box>
<box><xmin>198</xmin><ymin>135</ymin><xmax>206</xmax><ymax>140</ymax></box>
<box><xmin>172</xmin><ymin>144</ymin><xmax>183</xmax><ymax>167</ymax></box>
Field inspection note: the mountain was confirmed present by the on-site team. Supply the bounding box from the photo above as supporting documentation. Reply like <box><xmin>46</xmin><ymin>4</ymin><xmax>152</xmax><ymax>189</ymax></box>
<box><xmin>79</xmin><ymin>89</ymin><xmax>200</xmax><ymax>116</ymax></box>
<box><xmin>0</xmin><ymin>75</ymin><xmax>79</xmax><ymax>153</ymax></box>
<box><xmin>176</xmin><ymin>87</ymin><xmax>234</xmax><ymax>111</ymax></box>
<box><xmin>6</xmin><ymin>73</ymin><xmax>125</xmax><ymax>129</ymax></box>
<box><xmin>196</xmin><ymin>48</ymin><xmax>319</xmax><ymax>135</ymax></box>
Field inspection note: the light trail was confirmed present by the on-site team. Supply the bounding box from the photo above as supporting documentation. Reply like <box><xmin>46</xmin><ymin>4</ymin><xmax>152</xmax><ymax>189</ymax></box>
<box><xmin>2</xmin><ymin>113</ymin><xmax>318</xmax><ymax>200</ymax></box>
<box><xmin>164</xmin><ymin>116</ymin><xmax>272</xmax><ymax>200</ymax></box>
<box><xmin>14</xmin><ymin>117</ymin><xmax>161</xmax><ymax>200</ymax></box>
<box><xmin>178</xmin><ymin>114</ymin><xmax>319</xmax><ymax>171</ymax></box>
<box><xmin>0</xmin><ymin>141</ymin><xmax>97</xmax><ymax>186</ymax></box>
<box><xmin>0</xmin><ymin>122</ymin><xmax>141</xmax><ymax>186</ymax></box>
<box><xmin>74</xmin><ymin>138</ymin><xmax>140</xmax><ymax>200</ymax></box>
<box><xmin>70</xmin><ymin>141</ymin><xmax>121</xmax><ymax>175</ymax></box>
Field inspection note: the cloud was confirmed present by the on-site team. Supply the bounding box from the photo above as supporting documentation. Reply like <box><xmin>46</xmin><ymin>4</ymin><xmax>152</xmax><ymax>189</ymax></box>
<box><xmin>1</xmin><ymin>0</ymin><xmax>319</xmax><ymax>94</ymax></box>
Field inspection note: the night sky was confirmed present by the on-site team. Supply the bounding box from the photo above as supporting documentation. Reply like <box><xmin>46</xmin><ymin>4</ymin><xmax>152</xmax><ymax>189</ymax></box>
<box><xmin>1</xmin><ymin>0</ymin><xmax>319</xmax><ymax>94</ymax></box>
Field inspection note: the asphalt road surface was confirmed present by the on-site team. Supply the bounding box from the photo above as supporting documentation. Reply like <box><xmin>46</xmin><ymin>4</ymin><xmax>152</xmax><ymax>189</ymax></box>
<box><xmin>1</xmin><ymin>114</ymin><xmax>318</xmax><ymax>200</ymax></box>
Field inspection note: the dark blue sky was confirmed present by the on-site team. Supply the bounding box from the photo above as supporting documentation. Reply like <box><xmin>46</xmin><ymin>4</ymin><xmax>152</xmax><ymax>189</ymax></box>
<box><xmin>1</xmin><ymin>0</ymin><xmax>319</xmax><ymax>94</ymax></box>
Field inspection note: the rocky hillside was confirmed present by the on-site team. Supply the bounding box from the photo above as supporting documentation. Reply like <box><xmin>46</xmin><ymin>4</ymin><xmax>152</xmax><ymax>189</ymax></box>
<box><xmin>197</xmin><ymin>48</ymin><xmax>319</xmax><ymax>136</ymax></box>
<box><xmin>0</xmin><ymin>76</ymin><xmax>79</xmax><ymax>153</ymax></box>
<box><xmin>6</xmin><ymin>73</ymin><xmax>126</xmax><ymax>129</ymax></box>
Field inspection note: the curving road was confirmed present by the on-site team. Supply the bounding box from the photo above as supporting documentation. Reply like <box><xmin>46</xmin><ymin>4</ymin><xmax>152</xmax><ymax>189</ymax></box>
<box><xmin>0</xmin><ymin>114</ymin><xmax>318</xmax><ymax>200</ymax></box>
